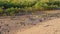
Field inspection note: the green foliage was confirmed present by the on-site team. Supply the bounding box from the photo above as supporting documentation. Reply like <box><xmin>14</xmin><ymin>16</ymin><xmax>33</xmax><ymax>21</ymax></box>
<box><xmin>0</xmin><ymin>0</ymin><xmax>37</xmax><ymax>8</ymax></box>
<box><xmin>0</xmin><ymin>0</ymin><xmax>59</xmax><ymax>16</ymax></box>
<box><xmin>3</xmin><ymin>13</ymin><xmax>7</xmax><ymax>16</ymax></box>
<box><xmin>53</xmin><ymin>1</ymin><xmax>60</xmax><ymax>7</ymax></box>
<box><xmin>0</xmin><ymin>8</ymin><xmax>3</xmax><ymax>13</ymax></box>
<box><xmin>47</xmin><ymin>5</ymin><xmax>58</xmax><ymax>9</ymax></box>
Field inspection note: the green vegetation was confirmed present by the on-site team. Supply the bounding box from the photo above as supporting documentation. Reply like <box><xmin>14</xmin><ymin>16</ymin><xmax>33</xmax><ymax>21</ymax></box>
<box><xmin>0</xmin><ymin>0</ymin><xmax>60</xmax><ymax>16</ymax></box>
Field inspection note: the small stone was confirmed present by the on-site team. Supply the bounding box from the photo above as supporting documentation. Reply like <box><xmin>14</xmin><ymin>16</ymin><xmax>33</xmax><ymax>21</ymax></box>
<box><xmin>0</xmin><ymin>26</ymin><xmax>1</xmax><ymax>28</ymax></box>
<box><xmin>20</xmin><ymin>22</ymin><xmax>25</xmax><ymax>26</ymax></box>
<box><xmin>8</xmin><ymin>30</ymin><xmax>10</xmax><ymax>33</ymax></box>
<box><xmin>6</xmin><ymin>24</ymin><xmax>9</xmax><ymax>26</ymax></box>
<box><xmin>39</xmin><ymin>19</ymin><xmax>42</xmax><ymax>22</ymax></box>
<box><xmin>0</xmin><ymin>32</ymin><xmax>1</xmax><ymax>34</ymax></box>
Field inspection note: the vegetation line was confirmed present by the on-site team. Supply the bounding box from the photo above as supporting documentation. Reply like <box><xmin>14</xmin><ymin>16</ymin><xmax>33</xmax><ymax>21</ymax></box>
<box><xmin>0</xmin><ymin>0</ymin><xmax>60</xmax><ymax>16</ymax></box>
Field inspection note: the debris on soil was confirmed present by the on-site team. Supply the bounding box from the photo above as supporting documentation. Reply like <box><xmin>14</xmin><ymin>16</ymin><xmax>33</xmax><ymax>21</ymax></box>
<box><xmin>0</xmin><ymin>11</ymin><xmax>60</xmax><ymax>34</ymax></box>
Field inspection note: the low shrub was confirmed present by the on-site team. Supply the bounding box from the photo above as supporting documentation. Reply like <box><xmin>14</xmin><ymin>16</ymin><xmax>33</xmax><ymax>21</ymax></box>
<box><xmin>0</xmin><ymin>0</ymin><xmax>59</xmax><ymax>16</ymax></box>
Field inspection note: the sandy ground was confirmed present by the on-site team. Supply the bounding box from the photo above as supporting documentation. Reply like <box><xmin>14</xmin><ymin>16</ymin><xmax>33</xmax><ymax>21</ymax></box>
<box><xmin>17</xmin><ymin>18</ymin><xmax>60</xmax><ymax>34</ymax></box>
<box><xmin>0</xmin><ymin>10</ymin><xmax>60</xmax><ymax>34</ymax></box>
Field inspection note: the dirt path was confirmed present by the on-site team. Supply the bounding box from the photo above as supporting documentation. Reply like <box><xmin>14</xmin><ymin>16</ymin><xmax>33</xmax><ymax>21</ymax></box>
<box><xmin>17</xmin><ymin>18</ymin><xmax>60</xmax><ymax>34</ymax></box>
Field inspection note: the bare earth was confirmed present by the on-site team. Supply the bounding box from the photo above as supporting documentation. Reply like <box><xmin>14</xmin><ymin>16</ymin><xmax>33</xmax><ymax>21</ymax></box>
<box><xmin>0</xmin><ymin>10</ymin><xmax>60</xmax><ymax>34</ymax></box>
<box><xmin>17</xmin><ymin>18</ymin><xmax>60</xmax><ymax>34</ymax></box>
